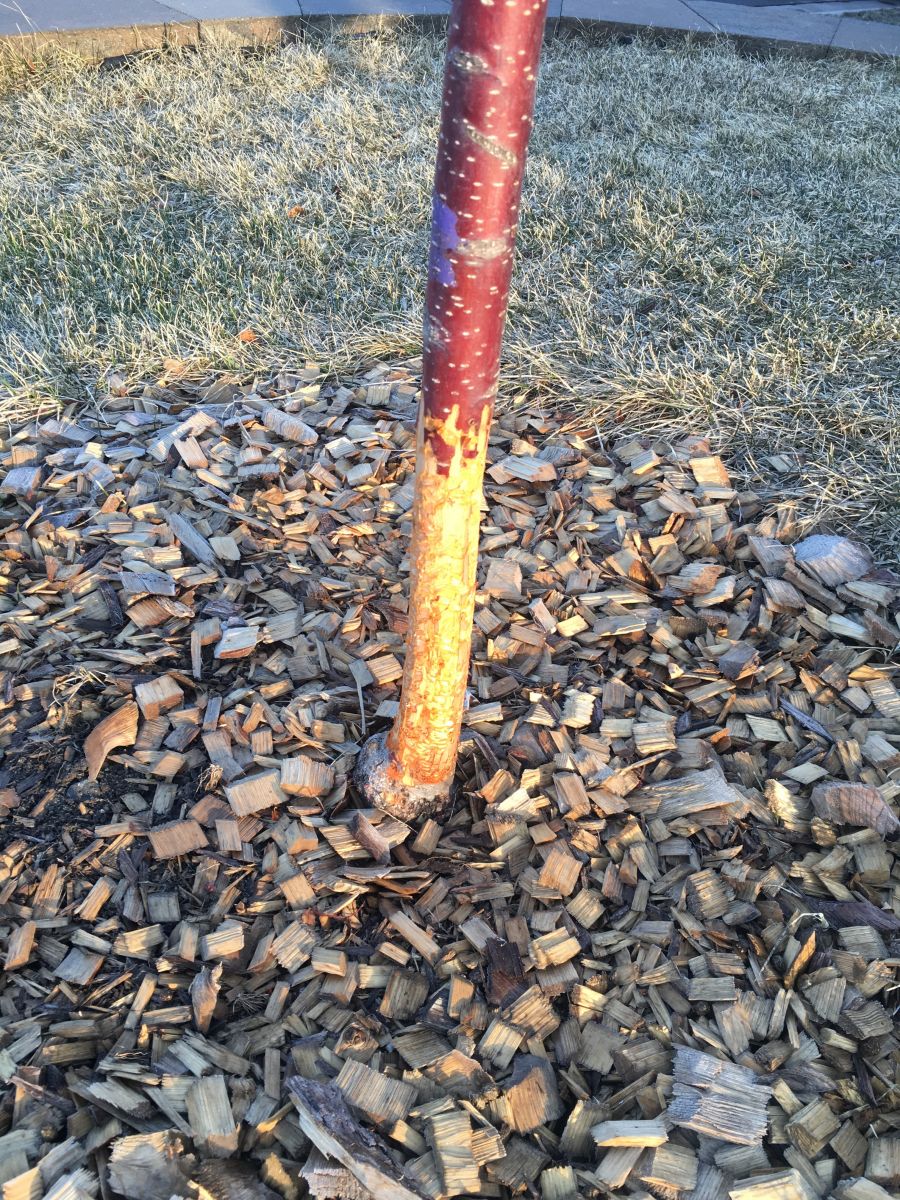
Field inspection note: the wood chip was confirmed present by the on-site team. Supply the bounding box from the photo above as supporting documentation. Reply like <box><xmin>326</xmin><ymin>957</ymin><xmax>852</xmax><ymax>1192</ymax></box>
<box><xmin>84</xmin><ymin>701</ymin><xmax>139</xmax><ymax>780</ymax></box>
<box><xmin>186</xmin><ymin>1075</ymin><xmax>239</xmax><ymax>1158</ymax></box>
<box><xmin>147</xmin><ymin>819</ymin><xmax>207</xmax><ymax>859</ymax></box>
<box><xmin>225</xmin><ymin>770</ymin><xmax>287</xmax><ymax>816</ymax></box>
<box><xmin>810</xmin><ymin>780</ymin><xmax>899</xmax><ymax>835</ymax></box>
<box><xmin>289</xmin><ymin>1078</ymin><xmax>428</xmax><ymax>1200</ymax></box>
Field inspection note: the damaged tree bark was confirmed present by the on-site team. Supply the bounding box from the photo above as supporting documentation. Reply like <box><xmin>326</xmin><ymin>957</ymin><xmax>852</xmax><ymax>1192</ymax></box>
<box><xmin>356</xmin><ymin>0</ymin><xmax>550</xmax><ymax>820</ymax></box>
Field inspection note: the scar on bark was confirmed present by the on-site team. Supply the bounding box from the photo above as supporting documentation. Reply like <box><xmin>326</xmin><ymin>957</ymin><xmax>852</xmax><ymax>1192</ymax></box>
<box><xmin>462</xmin><ymin>121</ymin><xmax>520</xmax><ymax>168</ymax></box>
<box><xmin>448</xmin><ymin>48</ymin><xmax>491</xmax><ymax>75</ymax></box>
<box><xmin>457</xmin><ymin>237</ymin><xmax>509</xmax><ymax>262</ymax></box>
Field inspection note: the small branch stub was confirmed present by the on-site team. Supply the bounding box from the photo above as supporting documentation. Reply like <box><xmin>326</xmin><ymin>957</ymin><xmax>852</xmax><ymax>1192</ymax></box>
<box><xmin>355</xmin><ymin>0</ymin><xmax>549</xmax><ymax>820</ymax></box>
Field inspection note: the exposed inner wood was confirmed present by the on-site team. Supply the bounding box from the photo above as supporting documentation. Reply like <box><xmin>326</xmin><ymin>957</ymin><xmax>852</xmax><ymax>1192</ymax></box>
<box><xmin>385</xmin><ymin>405</ymin><xmax>491</xmax><ymax>794</ymax></box>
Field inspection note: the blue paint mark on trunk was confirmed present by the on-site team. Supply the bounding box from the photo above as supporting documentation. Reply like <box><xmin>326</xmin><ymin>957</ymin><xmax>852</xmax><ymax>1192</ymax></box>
<box><xmin>428</xmin><ymin>196</ymin><xmax>459</xmax><ymax>288</ymax></box>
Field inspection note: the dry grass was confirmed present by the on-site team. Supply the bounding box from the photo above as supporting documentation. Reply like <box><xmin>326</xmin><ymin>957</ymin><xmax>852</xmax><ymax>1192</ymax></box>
<box><xmin>0</xmin><ymin>29</ymin><xmax>898</xmax><ymax>552</ymax></box>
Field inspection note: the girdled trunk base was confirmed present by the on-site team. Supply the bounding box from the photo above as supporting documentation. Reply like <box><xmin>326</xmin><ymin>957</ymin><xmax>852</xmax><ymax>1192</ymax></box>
<box><xmin>354</xmin><ymin>732</ymin><xmax>451</xmax><ymax>823</ymax></box>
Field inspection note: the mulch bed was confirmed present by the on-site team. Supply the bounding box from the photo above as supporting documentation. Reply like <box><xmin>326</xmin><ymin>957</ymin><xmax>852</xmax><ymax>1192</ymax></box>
<box><xmin>0</xmin><ymin>361</ymin><xmax>897</xmax><ymax>1200</ymax></box>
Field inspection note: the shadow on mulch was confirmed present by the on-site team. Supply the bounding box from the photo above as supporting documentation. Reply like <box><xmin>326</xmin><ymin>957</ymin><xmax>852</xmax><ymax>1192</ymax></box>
<box><xmin>0</xmin><ymin>725</ymin><xmax>198</xmax><ymax>853</ymax></box>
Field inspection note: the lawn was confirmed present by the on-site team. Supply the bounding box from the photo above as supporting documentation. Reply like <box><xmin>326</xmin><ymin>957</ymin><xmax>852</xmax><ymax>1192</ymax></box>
<box><xmin>857</xmin><ymin>6</ymin><xmax>900</xmax><ymax>23</ymax></box>
<box><xmin>0</xmin><ymin>29</ymin><xmax>898</xmax><ymax>552</ymax></box>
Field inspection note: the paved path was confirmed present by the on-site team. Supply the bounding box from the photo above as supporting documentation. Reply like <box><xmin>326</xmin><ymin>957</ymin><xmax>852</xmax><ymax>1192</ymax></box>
<box><xmin>1</xmin><ymin>0</ymin><xmax>898</xmax><ymax>57</ymax></box>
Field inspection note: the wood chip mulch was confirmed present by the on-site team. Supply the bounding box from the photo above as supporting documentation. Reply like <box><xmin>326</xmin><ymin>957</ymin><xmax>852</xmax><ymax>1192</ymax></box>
<box><xmin>0</xmin><ymin>362</ymin><xmax>898</xmax><ymax>1200</ymax></box>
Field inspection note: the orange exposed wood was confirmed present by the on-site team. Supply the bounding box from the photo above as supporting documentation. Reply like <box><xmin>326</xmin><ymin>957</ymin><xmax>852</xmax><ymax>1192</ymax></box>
<box><xmin>387</xmin><ymin>405</ymin><xmax>490</xmax><ymax>789</ymax></box>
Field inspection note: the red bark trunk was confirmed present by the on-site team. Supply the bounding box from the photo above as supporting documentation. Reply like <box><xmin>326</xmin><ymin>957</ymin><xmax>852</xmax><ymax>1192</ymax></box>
<box><xmin>356</xmin><ymin>0</ymin><xmax>548</xmax><ymax>820</ymax></box>
<box><xmin>422</xmin><ymin>0</ymin><xmax>549</xmax><ymax>466</ymax></box>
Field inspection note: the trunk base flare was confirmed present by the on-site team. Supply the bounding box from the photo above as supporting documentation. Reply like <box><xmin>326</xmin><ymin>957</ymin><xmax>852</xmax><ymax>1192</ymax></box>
<box><xmin>354</xmin><ymin>732</ymin><xmax>451</xmax><ymax>822</ymax></box>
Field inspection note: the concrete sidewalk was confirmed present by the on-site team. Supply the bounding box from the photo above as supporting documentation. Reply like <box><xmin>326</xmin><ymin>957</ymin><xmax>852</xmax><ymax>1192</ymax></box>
<box><xmin>1</xmin><ymin>0</ymin><xmax>899</xmax><ymax>58</ymax></box>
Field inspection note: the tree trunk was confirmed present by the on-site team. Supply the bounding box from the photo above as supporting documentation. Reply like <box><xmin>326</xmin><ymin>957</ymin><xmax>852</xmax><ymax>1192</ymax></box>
<box><xmin>356</xmin><ymin>0</ymin><xmax>549</xmax><ymax>821</ymax></box>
